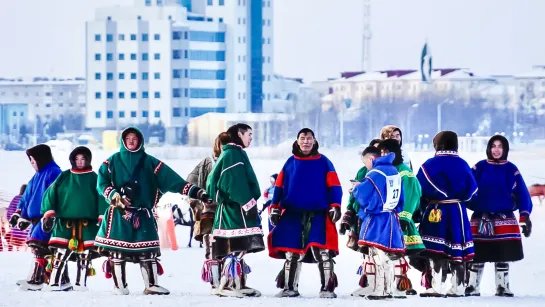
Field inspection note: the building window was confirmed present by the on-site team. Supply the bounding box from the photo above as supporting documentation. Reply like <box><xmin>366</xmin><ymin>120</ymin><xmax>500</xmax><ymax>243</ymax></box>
<box><xmin>142</xmin><ymin>53</ymin><xmax>149</xmax><ymax>61</ymax></box>
<box><xmin>189</xmin><ymin>50</ymin><xmax>225</xmax><ymax>61</ymax></box>
<box><xmin>107</xmin><ymin>73</ymin><xmax>113</xmax><ymax>80</ymax></box>
<box><xmin>184</xmin><ymin>69</ymin><xmax>188</xmax><ymax>78</ymax></box>
<box><xmin>106</xmin><ymin>34</ymin><xmax>113</xmax><ymax>42</ymax></box>
<box><xmin>142</xmin><ymin>111</ymin><xmax>149</xmax><ymax>118</ymax></box>
<box><xmin>154</xmin><ymin>111</ymin><xmax>160</xmax><ymax>118</ymax></box>
<box><xmin>95</xmin><ymin>54</ymin><xmax>101</xmax><ymax>61</ymax></box>
<box><xmin>119</xmin><ymin>34</ymin><xmax>125</xmax><ymax>40</ymax></box>
<box><xmin>106</xmin><ymin>53</ymin><xmax>113</xmax><ymax>61</ymax></box>
<box><xmin>173</xmin><ymin>50</ymin><xmax>182</xmax><ymax>59</ymax></box>
<box><xmin>267</xmin><ymin>38</ymin><xmax>271</xmax><ymax>44</ymax></box>
<box><xmin>189</xmin><ymin>31</ymin><xmax>225</xmax><ymax>42</ymax></box>
<box><xmin>190</xmin><ymin>88</ymin><xmax>226</xmax><ymax>98</ymax></box>
<box><xmin>107</xmin><ymin>111</ymin><xmax>113</xmax><ymax>118</ymax></box>
<box><xmin>95</xmin><ymin>92</ymin><xmax>101</xmax><ymax>99</ymax></box>
<box><xmin>154</xmin><ymin>53</ymin><xmax>160</xmax><ymax>60</ymax></box>
<box><xmin>130</xmin><ymin>53</ymin><xmax>137</xmax><ymax>60</ymax></box>
<box><xmin>131</xmin><ymin>111</ymin><xmax>137</xmax><ymax>118</ymax></box>
<box><xmin>145</xmin><ymin>0</ymin><xmax>151</xmax><ymax>5</ymax></box>
<box><xmin>95</xmin><ymin>73</ymin><xmax>101</xmax><ymax>80</ymax></box>
<box><xmin>142</xmin><ymin>33</ymin><xmax>149</xmax><ymax>41</ymax></box>
<box><xmin>95</xmin><ymin>111</ymin><xmax>101</xmax><ymax>118</ymax></box>
<box><xmin>142</xmin><ymin>91</ymin><xmax>149</xmax><ymax>98</ymax></box>
<box><xmin>142</xmin><ymin>72</ymin><xmax>149</xmax><ymax>80</ymax></box>
<box><xmin>154</xmin><ymin>34</ymin><xmax>160</xmax><ymax>40</ymax></box>
<box><xmin>119</xmin><ymin>92</ymin><xmax>125</xmax><ymax>99</ymax></box>
<box><xmin>219</xmin><ymin>17</ymin><xmax>223</xmax><ymax>23</ymax></box>
<box><xmin>154</xmin><ymin>72</ymin><xmax>160</xmax><ymax>80</ymax></box>
<box><xmin>107</xmin><ymin>92</ymin><xmax>113</xmax><ymax>99</ymax></box>
<box><xmin>157</xmin><ymin>0</ymin><xmax>163</xmax><ymax>5</ymax></box>
<box><xmin>173</xmin><ymin>69</ymin><xmax>181</xmax><ymax>79</ymax></box>
<box><xmin>131</xmin><ymin>92</ymin><xmax>137</xmax><ymax>99</ymax></box>
<box><xmin>45</xmin><ymin>104</ymin><xmax>51</xmax><ymax>108</ymax></box>
<box><xmin>119</xmin><ymin>53</ymin><xmax>125</xmax><ymax>60</ymax></box>
<box><xmin>173</xmin><ymin>88</ymin><xmax>181</xmax><ymax>97</ymax></box>
<box><xmin>207</xmin><ymin>0</ymin><xmax>212</xmax><ymax>5</ymax></box>
<box><xmin>119</xmin><ymin>111</ymin><xmax>125</xmax><ymax>118</ymax></box>
<box><xmin>154</xmin><ymin>92</ymin><xmax>161</xmax><ymax>98</ymax></box>
<box><xmin>184</xmin><ymin>50</ymin><xmax>188</xmax><ymax>58</ymax></box>
<box><xmin>219</xmin><ymin>0</ymin><xmax>224</xmax><ymax>5</ymax></box>
<box><xmin>130</xmin><ymin>34</ymin><xmax>137</xmax><ymax>41</ymax></box>
<box><xmin>131</xmin><ymin>73</ymin><xmax>137</xmax><ymax>79</ymax></box>
<box><xmin>190</xmin><ymin>69</ymin><xmax>226</xmax><ymax>80</ymax></box>
<box><xmin>184</xmin><ymin>88</ymin><xmax>189</xmax><ymax>97</ymax></box>
<box><xmin>172</xmin><ymin>31</ymin><xmax>182</xmax><ymax>40</ymax></box>
<box><xmin>173</xmin><ymin>107</ymin><xmax>181</xmax><ymax>117</ymax></box>
<box><xmin>94</xmin><ymin>34</ymin><xmax>101</xmax><ymax>41</ymax></box>
<box><xmin>119</xmin><ymin>73</ymin><xmax>125</xmax><ymax>79</ymax></box>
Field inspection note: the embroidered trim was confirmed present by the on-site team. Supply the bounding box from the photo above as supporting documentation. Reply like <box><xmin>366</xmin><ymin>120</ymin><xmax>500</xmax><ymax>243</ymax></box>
<box><xmin>95</xmin><ymin>236</ymin><xmax>160</xmax><ymax>250</ymax></box>
<box><xmin>241</xmin><ymin>199</ymin><xmax>257</xmax><ymax>212</ymax></box>
<box><xmin>182</xmin><ymin>182</ymin><xmax>194</xmax><ymax>196</ymax></box>
<box><xmin>421</xmin><ymin>235</ymin><xmax>474</xmax><ymax>250</ymax></box>
<box><xmin>435</xmin><ymin>150</ymin><xmax>458</xmax><ymax>156</ymax></box>
<box><xmin>398</xmin><ymin>170</ymin><xmax>415</xmax><ymax>178</ymax></box>
<box><xmin>70</xmin><ymin>169</ymin><xmax>94</xmax><ymax>174</ymax></box>
<box><xmin>398</xmin><ymin>211</ymin><xmax>412</xmax><ymax>220</ymax></box>
<box><xmin>103</xmin><ymin>186</ymin><xmax>114</xmax><ymax>200</ymax></box>
<box><xmin>212</xmin><ymin>227</ymin><xmax>263</xmax><ymax>238</ymax></box>
<box><xmin>154</xmin><ymin>161</ymin><xmax>163</xmax><ymax>175</ymax></box>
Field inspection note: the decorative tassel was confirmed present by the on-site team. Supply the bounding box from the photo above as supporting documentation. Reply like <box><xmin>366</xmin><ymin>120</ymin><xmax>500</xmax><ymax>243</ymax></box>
<box><xmin>359</xmin><ymin>274</ymin><xmax>368</xmax><ymax>287</ymax></box>
<box><xmin>157</xmin><ymin>260</ymin><xmax>164</xmax><ymax>276</ymax></box>
<box><xmin>242</xmin><ymin>262</ymin><xmax>251</xmax><ymax>275</ymax></box>
<box><xmin>102</xmin><ymin>259</ymin><xmax>112</xmax><ymax>279</ymax></box>
<box><xmin>428</xmin><ymin>207</ymin><xmax>442</xmax><ymax>223</ymax></box>
<box><xmin>326</xmin><ymin>272</ymin><xmax>338</xmax><ymax>291</ymax></box>
<box><xmin>397</xmin><ymin>275</ymin><xmax>412</xmax><ymax>291</ymax></box>
<box><xmin>224</xmin><ymin>255</ymin><xmax>242</xmax><ymax>281</ymax></box>
<box><xmin>275</xmin><ymin>268</ymin><xmax>285</xmax><ymax>289</ymax></box>
<box><xmin>87</xmin><ymin>267</ymin><xmax>96</xmax><ymax>277</ymax></box>
<box><xmin>478</xmin><ymin>216</ymin><xmax>495</xmax><ymax>236</ymax></box>
<box><xmin>201</xmin><ymin>260</ymin><xmax>216</xmax><ymax>282</ymax></box>
<box><xmin>356</xmin><ymin>264</ymin><xmax>364</xmax><ymax>275</ymax></box>
<box><xmin>68</xmin><ymin>238</ymin><xmax>79</xmax><ymax>251</ymax></box>
<box><xmin>421</xmin><ymin>268</ymin><xmax>432</xmax><ymax>289</ymax></box>
<box><xmin>46</xmin><ymin>261</ymin><xmax>53</xmax><ymax>273</ymax></box>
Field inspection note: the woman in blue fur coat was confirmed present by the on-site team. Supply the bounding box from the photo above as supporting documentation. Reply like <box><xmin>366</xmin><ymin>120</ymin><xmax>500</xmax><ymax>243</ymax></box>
<box><xmin>267</xmin><ymin>128</ymin><xmax>343</xmax><ymax>299</ymax></box>
<box><xmin>465</xmin><ymin>135</ymin><xmax>532</xmax><ymax>297</ymax></box>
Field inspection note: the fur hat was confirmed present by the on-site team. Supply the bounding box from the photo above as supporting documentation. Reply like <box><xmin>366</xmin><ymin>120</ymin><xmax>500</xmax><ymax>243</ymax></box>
<box><xmin>433</xmin><ymin>130</ymin><xmax>458</xmax><ymax>152</ymax></box>
<box><xmin>380</xmin><ymin>125</ymin><xmax>403</xmax><ymax>147</ymax></box>
<box><xmin>69</xmin><ymin>146</ymin><xmax>92</xmax><ymax>170</ymax></box>
<box><xmin>486</xmin><ymin>135</ymin><xmax>509</xmax><ymax>161</ymax></box>
<box><xmin>26</xmin><ymin>144</ymin><xmax>54</xmax><ymax>171</ymax></box>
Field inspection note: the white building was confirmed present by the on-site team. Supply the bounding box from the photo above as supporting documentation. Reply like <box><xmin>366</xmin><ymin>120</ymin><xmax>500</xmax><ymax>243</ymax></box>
<box><xmin>85</xmin><ymin>0</ymin><xmax>274</xmax><ymax>144</ymax></box>
<box><xmin>0</xmin><ymin>78</ymin><xmax>86</xmax><ymax>141</ymax></box>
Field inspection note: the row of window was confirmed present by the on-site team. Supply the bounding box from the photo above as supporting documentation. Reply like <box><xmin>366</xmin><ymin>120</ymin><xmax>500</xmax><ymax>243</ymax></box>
<box><xmin>236</xmin><ymin>18</ymin><xmax>271</xmax><ymax>26</ymax></box>
<box><xmin>95</xmin><ymin>53</ymin><xmax>160</xmax><ymax>61</ymax></box>
<box><xmin>95</xmin><ymin>107</ymin><xmax>226</xmax><ymax>119</ymax></box>
<box><xmin>94</xmin><ymin>31</ymin><xmax>225</xmax><ymax>43</ymax></box>
<box><xmin>95</xmin><ymin>110</ymin><xmax>160</xmax><ymax>119</ymax></box>
<box><xmin>93</xmin><ymin>69</ymin><xmax>225</xmax><ymax>81</ymax></box>
<box><xmin>207</xmin><ymin>0</ymin><xmax>225</xmax><ymax>5</ymax></box>
<box><xmin>94</xmin><ymin>88</ymin><xmax>226</xmax><ymax>99</ymax></box>
<box><xmin>95</xmin><ymin>72</ymin><xmax>161</xmax><ymax>81</ymax></box>
<box><xmin>93</xmin><ymin>50</ymin><xmax>225</xmax><ymax>62</ymax></box>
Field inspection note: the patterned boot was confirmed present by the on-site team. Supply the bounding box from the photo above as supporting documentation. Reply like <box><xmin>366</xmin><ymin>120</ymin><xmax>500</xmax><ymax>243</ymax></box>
<box><xmin>465</xmin><ymin>263</ymin><xmax>484</xmax><ymax>296</ymax></box>
<box><xmin>111</xmin><ymin>259</ymin><xmax>129</xmax><ymax>295</ymax></box>
<box><xmin>495</xmin><ymin>262</ymin><xmax>514</xmax><ymax>297</ymax></box>
<box><xmin>19</xmin><ymin>249</ymin><xmax>48</xmax><ymax>291</ymax></box>
<box><xmin>214</xmin><ymin>255</ymin><xmax>244</xmax><ymax>298</ymax></box>
<box><xmin>446</xmin><ymin>262</ymin><xmax>465</xmax><ymax>297</ymax></box>
<box><xmin>366</xmin><ymin>248</ymin><xmax>392</xmax><ymax>300</ymax></box>
<box><xmin>140</xmin><ymin>258</ymin><xmax>170</xmax><ymax>295</ymax></box>
<box><xmin>275</xmin><ymin>252</ymin><xmax>302</xmax><ymax>297</ymax></box>
<box><xmin>391</xmin><ymin>258</ymin><xmax>410</xmax><ymax>299</ymax></box>
<box><xmin>43</xmin><ymin>248</ymin><xmax>73</xmax><ymax>292</ymax></box>
<box><xmin>74</xmin><ymin>252</ymin><xmax>91</xmax><ymax>292</ymax></box>
<box><xmin>351</xmin><ymin>256</ymin><xmax>376</xmax><ymax>297</ymax></box>
<box><xmin>420</xmin><ymin>259</ymin><xmax>447</xmax><ymax>297</ymax></box>
<box><xmin>314</xmin><ymin>248</ymin><xmax>337</xmax><ymax>299</ymax></box>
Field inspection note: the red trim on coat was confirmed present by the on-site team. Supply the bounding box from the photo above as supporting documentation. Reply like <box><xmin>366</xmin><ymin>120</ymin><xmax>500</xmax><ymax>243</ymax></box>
<box><xmin>294</xmin><ymin>154</ymin><xmax>322</xmax><ymax>161</ymax></box>
<box><xmin>70</xmin><ymin>169</ymin><xmax>93</xmax><ymax>174</ymax></box>
<box><xmin>275</xmin><ymin>171</ymin><xmax>285</xmax><ymax>188</ymax></box>
<box><xmin>326</xmin><ymin>171</ymin><xmax>341</xmax><ymax>187</ymax></box>
<box><xmin>329</xmin><ymin>203</ymin><xmax>341</xmax><ymax>208</ymax></box>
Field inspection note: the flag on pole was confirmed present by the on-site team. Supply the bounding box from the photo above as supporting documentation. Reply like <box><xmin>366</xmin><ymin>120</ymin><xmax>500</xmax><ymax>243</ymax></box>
<box><xmin>420</xmin><ymin>42</ymin><xmax>432</xmax><ymax>82</ymax></box>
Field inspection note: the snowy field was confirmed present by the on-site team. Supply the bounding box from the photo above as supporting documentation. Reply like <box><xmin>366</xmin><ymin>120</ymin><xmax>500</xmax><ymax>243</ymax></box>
<box><xmin>0</xmin><ymin>148</ymin><xmax>544</xmax><ymax>306</ymax></box>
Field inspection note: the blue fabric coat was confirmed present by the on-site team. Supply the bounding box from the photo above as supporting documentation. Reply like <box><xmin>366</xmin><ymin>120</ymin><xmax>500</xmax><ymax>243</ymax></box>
<box><xmin>353</xmin><ymin>153</ymin><xmax>406</xmax><ymax>253</ymax></box>
<box><xmin>416</xmin><ymin>151</ymin><xmax>478</xmax><ymax>261</ymax></box>
<box><xmin>17</xmin><ymin>160</ymin><xmax>62</xmax><ymax>244</ymax></box>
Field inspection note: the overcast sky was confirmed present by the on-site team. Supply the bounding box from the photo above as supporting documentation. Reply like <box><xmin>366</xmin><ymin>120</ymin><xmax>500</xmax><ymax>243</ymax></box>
<box><xmin>0</xmin><ymin>0</ymin><xmax>544</xmax><ymax>82</ymax></box>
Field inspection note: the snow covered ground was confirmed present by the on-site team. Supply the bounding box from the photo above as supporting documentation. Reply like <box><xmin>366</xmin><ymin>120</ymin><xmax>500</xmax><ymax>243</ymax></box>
<box><xmin>0</xmin><ymin>148</ymin><xmax>544</xmax><ymax>306</ymax></box>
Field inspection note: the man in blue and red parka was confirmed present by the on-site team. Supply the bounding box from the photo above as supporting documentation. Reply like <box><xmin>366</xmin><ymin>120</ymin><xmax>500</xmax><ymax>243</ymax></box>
<box><xmin>9</xmin><ymin>144</ymin><xmax>62</xmax><ymax>291</ymax></box>
<box><xmin>267</xmin><ymin>128</ymin><xmax>343</xmax><ymax>299</ymax></box>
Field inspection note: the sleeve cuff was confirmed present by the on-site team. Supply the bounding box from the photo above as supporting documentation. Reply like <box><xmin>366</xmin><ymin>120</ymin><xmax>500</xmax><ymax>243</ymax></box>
<box><xmin>329</xmin><ymin>203</ymin><xmax>341</xmax><ymax>209</ymax></box>
<box><xmin>15</xmin><ymin>209</ymin><xmax>21</xmax><ymax>214</ymax></box>
<box><xmin>241</xmin><ymin>198</ymin><xmax>257</xmax><ymax>212</ymax></box>
<box><xmin>399</xmin><ymin>211</ymin><xmax>412</xmax><ymax>221</ymax></box>
<box><xmin>519</xmin><ymin>212</ymin><xmax>529</xmax><ymax>223</ymax></box>
<box><xmin>103</xmin><ymin>186</ymin><xmax>118</xmax><ymax>203</ymax></box>
<box><xmin>270</xmin><ymin>203</ymin><xmax>281</xmax><ymax>209</ymax></box>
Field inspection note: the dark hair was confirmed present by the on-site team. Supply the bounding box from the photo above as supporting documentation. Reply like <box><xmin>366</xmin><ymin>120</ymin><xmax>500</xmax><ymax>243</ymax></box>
<box><xmin>362</xmin><ymin>146</ymin><xmax>380</xmax><ymax>157</ymax></box>
<box><xmin>486</xmin><ymin>135</ymin><xmax>509</xmax><ymax>161</ymax></box>
<box><xmin>433</xmin><ymin>130</ymin><xmax>458</xmax><ymax>151</ymax></box>
<box><xmin>369</xmin><ymin>139</ymin><xmax>381</xmax><ymax>147</ymax></box>
<box><xmin>213</xmin><ymin>132</ymin><xmax>231</xmax><ymax>159</ymax></box>
<box><xmin>69</xmin><ymin>146</ymin><xmax>92</xmax><ymax>170</ymax></box>
<box><xmin>26</xmin><ymin>144</ymin><xmax>54</xmax><ymax>171</ymax></box>
<box><xmin>19</xmin><ymin>184</ymin><xmax>27</xmax><ymax>196</ymax></box>
<box><xmin>226</xmin><ymin>123</ymin><xmax>252</xmax><ymax>148</ymax></box>
<box><xmin>378</xmin><ymin>139</ymin><xmax>403</xmax><ymax>166</ymax></box>
<box><xmin>292</xmin><ymin>128</ymin><xmax>319</xmax><ymax>156</ymax></box>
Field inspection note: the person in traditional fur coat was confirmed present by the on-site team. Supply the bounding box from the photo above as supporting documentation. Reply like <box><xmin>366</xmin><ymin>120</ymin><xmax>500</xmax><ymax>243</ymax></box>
<box><xmin>206</xmin><ymin>123</ymin><xmax>264</xmax><ymax>298</ymax></box>
<box><xmin>94</xmin><ymin>127</ymin><xmax>212</xmax><ymax>295</ymax></box>
<box><xmin>9</xmin><ymin>144</ymin><xmax>62</xmax><ymax>291</ymax></box>
<box><xmin>465</xmin><ymin>135</ymin><xmax>532</xmax><ymax>297</ymax></box>
<box><xmin>267</xmin><ymin>128</ymin><xmax>342</xmax><ymax>298</ymax></box>
<box><xmin>377</xmin><ymin>139</ymin><xmax>424</xmax><ymax>298</ymax></box>
<box><xmin>416</xmin><ymin>131</ymin><xmax>478</xmax><ymax>298</ymax></box>
<box><xmin>40</xmin><ymin>146</ymin><xmax>108</xmax><ymax>292</ymax></box>
<box><xmin>352</xmin><ymin>146</ymin><xmax>405</xmax><ymax>300</ymax></box>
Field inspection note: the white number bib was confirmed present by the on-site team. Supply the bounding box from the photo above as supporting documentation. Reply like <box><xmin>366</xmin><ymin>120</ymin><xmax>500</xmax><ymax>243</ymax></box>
<box><xmin>367</xmin><ymin>170</ymin><xmax>402</xmax><ymax>211</ymax></box>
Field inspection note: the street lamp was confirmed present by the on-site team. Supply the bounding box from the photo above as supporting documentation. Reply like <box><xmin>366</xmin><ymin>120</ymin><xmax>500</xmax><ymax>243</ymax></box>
<box><xmin>437</xmin><ymin>99</ymin><xmax>454</xmax><ymax>132</ymax></box>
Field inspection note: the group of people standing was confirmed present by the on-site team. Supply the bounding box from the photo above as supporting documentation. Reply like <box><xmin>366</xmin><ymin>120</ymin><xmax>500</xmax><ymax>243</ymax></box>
<box><xmin>4</xmin><ymin>122</ymin><xmax>533</xmax><ymax>300</ymax></box>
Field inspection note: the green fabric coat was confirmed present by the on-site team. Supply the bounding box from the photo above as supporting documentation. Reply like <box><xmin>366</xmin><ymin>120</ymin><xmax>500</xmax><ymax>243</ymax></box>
<box><xmin>207</xmin><ymin>144</ymin><xmax>262</xmax><ymax>239</ymax></box>
<box><xmin>41</xmin><ymin>169</ymin><xmax>106</xmax><ymax>250</ymax></box>
<box><xmin>396</xmin><ymin>163</ymin><xmax>425</xmax><ymax>253</ymax></box>
<box><xmin>94</xmin><ymin>127</ymin><xmax>203</xmax><ymax>255</ymax></box>
<box><xmin>347</xmin><ymin>166</ymin><xmax>368</xmax><ymax>212</ymax></box>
